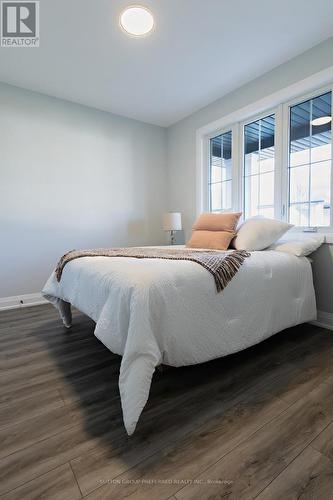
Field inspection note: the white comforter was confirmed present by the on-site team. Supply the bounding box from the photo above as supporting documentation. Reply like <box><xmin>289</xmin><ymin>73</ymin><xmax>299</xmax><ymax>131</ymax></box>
<box><xmin>42</xmin><ymin>247</ymin><xmax>316</xmax><ymax>435</ymax></box>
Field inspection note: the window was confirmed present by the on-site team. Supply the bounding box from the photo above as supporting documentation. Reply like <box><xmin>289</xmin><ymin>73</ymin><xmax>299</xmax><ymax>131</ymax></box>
<box><xmin>209</xmin><ymin>131</ymin><xmax>232</xmax><ymax>212</ymax></box>
<box><xmin>288</xmin><ymin>91</ymin><xmax>332</xmax><ymax>227</ymax></box>
<box><xmin>203</xmin><ymin>85</ymin><xmax>333</xmax><ymax>231</ymax></box>
<box><xmin>244</xmin><ymin>114</ymin><xmax>275</xmax><ymax>218</ymax></box>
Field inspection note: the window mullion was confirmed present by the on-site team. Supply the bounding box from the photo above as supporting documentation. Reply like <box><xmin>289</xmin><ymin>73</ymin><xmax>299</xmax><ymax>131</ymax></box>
<box><xmin>281</xmin><ymin>102</ymin><xmax>290</xmax><ymax>222</ymax></box>
<box><xmin>275</xmin><ymin>104</ymin><xmax>284</xmax><ymax>220</ymax></box>
<box><xmin>232</xmin><ymin>123</ymin><xmax>240</xmax><ymax>212</ymax></box>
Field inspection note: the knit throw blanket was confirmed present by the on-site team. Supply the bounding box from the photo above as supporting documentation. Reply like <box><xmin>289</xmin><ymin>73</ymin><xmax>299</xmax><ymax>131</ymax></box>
<box><xmin>55</xmin><ymin>247</ymin><xmax>251</xmax><ymax>293</ymax></box>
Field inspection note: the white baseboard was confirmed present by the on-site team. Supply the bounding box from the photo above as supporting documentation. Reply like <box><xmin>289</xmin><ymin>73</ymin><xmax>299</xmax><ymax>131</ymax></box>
<box><xmin>311</xmin><ymin>310</ymin><xmax>333</xmax><ymax>331</ymax></box>
<box><xmin>0</xmin><ymin>293</ymin><xmax>48</xmax><ymax>311</ymax></box>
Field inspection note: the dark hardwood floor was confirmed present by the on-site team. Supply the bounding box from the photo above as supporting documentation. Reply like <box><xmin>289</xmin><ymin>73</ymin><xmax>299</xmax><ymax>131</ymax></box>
<box><xmin>1</xmin><ymin>305</ymin><xmax>333</xmax><ymax>499</ymax></box>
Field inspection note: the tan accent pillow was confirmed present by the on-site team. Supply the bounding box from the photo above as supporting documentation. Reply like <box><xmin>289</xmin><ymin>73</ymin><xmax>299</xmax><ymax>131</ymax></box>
<box><xmin>193</xmin><ymin>212</ymin><xmax>241</xmax><ymax>232</ymax></box>
<box><xmin>186</xmin><ymin>230</ymin><xmax>235</xmax><ymax>250</ymax></box>
<box><xmin>186</xmin><ymin>212</ymin><xmax>242</xmax><ymax>250</ymax></box>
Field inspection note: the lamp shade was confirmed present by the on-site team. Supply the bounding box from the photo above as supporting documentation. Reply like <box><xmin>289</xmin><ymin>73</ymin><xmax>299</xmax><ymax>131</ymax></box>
<box><xmin>163</xmin><ymin>212</ymin><xmax>182</xmax><ymax>231</ymax></box>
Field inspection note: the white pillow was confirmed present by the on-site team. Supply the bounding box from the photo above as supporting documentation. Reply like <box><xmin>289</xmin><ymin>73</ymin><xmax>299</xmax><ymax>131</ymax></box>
<box><xmin>269</xmin><ymin>234</ymin><xmax>324</xmax><ymax>256</ymax></box>
<box><xmin>233</xmin><ymin>217</ymin><xmax>293</xmax><ymax>251</ymax></box>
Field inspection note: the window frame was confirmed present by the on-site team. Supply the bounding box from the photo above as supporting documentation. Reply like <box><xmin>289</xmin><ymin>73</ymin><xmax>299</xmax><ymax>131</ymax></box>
<box><xmin>282</xmin><ymin>85</ymin><xmax>333</xmax><ymax>231</ymax></box>
<box><xmin>240</xmin><ymin>108</ymin><xmax>280</xmax><ymax>220</ymax></box>
<box><xmin>206</xmin><ymin>123</ymin><xmax>240</xmax><ymax>213</ymax></box>
<box><xmin>200</xmin><ymin>83</ymin><xmax>333</xmax><ymax>233</ymax></box>
<box><xmin>208</xmin><ymin>129</ymin><xmax>233</xmax><ymax>213</ymax></box>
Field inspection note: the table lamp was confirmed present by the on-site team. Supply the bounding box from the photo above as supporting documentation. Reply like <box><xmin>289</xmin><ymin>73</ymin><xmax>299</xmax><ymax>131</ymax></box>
<box><xmin>163</xmin><ymin>212</ymin><xmax>182</xmax><ymax>245</ymax></box>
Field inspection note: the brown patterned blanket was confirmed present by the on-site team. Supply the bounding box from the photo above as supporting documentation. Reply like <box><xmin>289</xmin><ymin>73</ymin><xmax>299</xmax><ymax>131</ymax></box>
<box><xmin>55</xmin><ymin>247</ymin><xmax>250</xmax><ymax>293</ymax></box>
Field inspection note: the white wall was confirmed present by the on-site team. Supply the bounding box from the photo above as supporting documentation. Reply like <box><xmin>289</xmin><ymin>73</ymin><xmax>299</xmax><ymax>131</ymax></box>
<box><xmin>0</xmin><ymin>83</ymin><xmax>167</xmax><ymax>298</ymax></box>
<box><xmin>166</xmin><ymin>36</ymin><xmax>333</xmax><ymax>239</ymax></box>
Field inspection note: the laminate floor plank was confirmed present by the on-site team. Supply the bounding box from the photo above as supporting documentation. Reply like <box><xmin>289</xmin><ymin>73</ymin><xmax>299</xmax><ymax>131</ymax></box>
<box><xmin>0</xmin><ymin>336</ymin><xmax>100</xmax><ymax>368</ymax></box>
<box><xmin>311</xmin><ymin>420</ymin><xmax>333</xmax><ymax>461</ymax></box>
<box><xmin>0</xmin><ymin>351</ymin><xmax>115</xmax><ymax>400</ymax></box>
<box><xmin>255</xmin><ymin>446</ymin><xmax>333</xmax><ymax>500</ymax></box>
<box><xmin>0</xmin><ymin>404</ymin><xmax>78</xmax><ymax>459</ymax></box>
<box><xmin>0</xmin><ymin>463</ymin><xmax>82</xmax><ymax>500</ymax></box>
<box><xmin>0</xmin><ymin>389</ymin><xmax>64</xmax><ymax>429</ymax></box>
<box><xmin>0</xmin><ymin>358</ymin><xmax>117</xmax><ymax>406</ymax></box>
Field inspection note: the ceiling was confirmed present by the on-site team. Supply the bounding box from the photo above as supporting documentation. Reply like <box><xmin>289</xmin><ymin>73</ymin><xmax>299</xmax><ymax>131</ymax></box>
<box><xmin>1</xmin><ymin>0</ymin><xmax>333</xmax><ymax>127</ymax></box>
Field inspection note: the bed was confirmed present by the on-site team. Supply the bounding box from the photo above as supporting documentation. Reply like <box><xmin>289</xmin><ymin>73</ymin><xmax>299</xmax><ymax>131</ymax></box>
<box><xmin>42</xmin><ymin>246</ymin><xmax>316</xmax><ymax>435</ymax></box>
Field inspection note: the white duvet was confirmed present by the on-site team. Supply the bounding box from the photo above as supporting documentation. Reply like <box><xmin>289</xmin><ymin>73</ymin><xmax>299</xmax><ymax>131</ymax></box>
<box><xmin>42</xmin><ymin>247</ymin><xmax>316</xmax><ymax>435</ymax></box>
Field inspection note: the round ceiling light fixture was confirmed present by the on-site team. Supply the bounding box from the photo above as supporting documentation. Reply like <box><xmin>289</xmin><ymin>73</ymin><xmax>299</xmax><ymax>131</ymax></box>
<box><xmin>311</xmin><ymin>116</ymin><xmax>332</xmax><ymax>126</ymax></box>
<box><xmin>119</xmin><ymin>5</ymin><xmax>154</xmax><ymax>37</ymax></box>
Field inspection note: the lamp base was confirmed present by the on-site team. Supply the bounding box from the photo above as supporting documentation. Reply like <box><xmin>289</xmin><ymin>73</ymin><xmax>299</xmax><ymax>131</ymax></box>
<box><xmin>170</xmin><ymin>230</ymin><xmax>176</xmax><ymax>245</ymax></box>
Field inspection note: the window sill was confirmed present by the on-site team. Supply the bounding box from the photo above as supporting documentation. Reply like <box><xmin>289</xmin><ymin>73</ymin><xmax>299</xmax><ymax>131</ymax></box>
<box><xmin>287</xmin><ymin>228</ymin><xmax>333</xmax><ymax>244</ymax></box>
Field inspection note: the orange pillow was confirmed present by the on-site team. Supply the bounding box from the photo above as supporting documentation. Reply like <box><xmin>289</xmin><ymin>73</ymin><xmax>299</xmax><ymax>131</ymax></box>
<box><xmin>186</xmin><ymin>230</ymin><xmax>235</xmax><ymax>250</ymax></box>
<box><xmin>193</xmin><ymin>212</ymin><xmax>241</xmax><ymax>232</ymax></box>
<box><xmin>186</xmin><ymin>212</ymin><xmax>242</xmax><ymax>250</ymax></box>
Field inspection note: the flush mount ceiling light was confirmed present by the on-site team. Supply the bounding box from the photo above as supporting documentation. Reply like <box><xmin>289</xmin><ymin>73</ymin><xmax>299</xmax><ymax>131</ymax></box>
<box><xmin>311</xmin><ymin>116</ymin><xmax>332</xmax><ymax>126</ymax></box>
<box><xmin>119</xmin><ymin>6</ymin><xmax>154</xmax><ymax>37</ymax></box>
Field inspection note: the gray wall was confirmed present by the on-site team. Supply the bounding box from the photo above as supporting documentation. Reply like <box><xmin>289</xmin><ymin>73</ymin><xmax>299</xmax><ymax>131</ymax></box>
<box><xmin>0</xmin><ymin>83</ymin><xmax>167</xmax><ymax>297</ymax></box>
<box><xmin>312</xmin><ymin>245</ymin><xmax>333</xmax><ymax>314</ymax></box>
